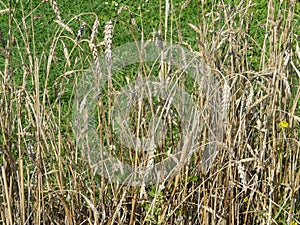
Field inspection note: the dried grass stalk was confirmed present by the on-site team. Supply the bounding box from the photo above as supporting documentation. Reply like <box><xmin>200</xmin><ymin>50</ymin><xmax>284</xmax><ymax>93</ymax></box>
<box><xmin>180</xmin><ymin>0</ymin><xmax>191</xmax><ymax>12</ymax></box>
<box><xmin>55</xmin><ymin>20</ymin><xmax>74</xmax><ymax>35</ymax></box>
<box><xmin>0</xmin><ymin>8</ymin><xmax>9</xmax><ymax>14</ymax></box>
<box><xmin>222</xmin><ymin>81</ymin><xmax>230</xmax><ymax>122</ymax></box>
<box><xmin>90</xmin><ymin>17</ymin><xmax>99</xmax><ymax>44</ymax></box>
<box><xmin>49</xmin><ymin>0</ymin><xmax>62</xmax><ymax>21</ymax></box>
<box><xmin>60</xmin><ymin>40</ymin><xmax>71</xmax><ymax>67</ymax></box>
<box><xmin>76</xmin><ymin>23</ymin><xmax>86</xmax><ymax>42</ymax></box>
<box><xmin>130</xmin><ymin>12</ymin><xmax>137</xmax><ymax>28</ymax></box>
<box><xmin>117</xmin><ymin>5</ymin><xmax>129</xmax><ymax>15</ymax></box>
<box><xmin>104</xmin><ymin>20</ymin><xmax>113</xmax><ymax>66</ymax></box>
<box><xmin>238</xmin><ymin>162</ymin><xmax>247</xmax><ymax>191</ymax></box>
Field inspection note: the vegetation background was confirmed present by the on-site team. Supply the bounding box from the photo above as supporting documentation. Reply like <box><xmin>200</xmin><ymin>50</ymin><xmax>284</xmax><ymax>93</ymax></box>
<box><xmin>0</xmin><ymin>0</ymin><xmax>299</xmax><ymax>224</ymax></box>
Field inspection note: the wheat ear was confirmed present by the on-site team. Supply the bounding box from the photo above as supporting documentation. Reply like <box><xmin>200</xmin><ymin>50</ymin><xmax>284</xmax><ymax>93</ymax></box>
<box><xmin>49</xmin><ymin>0</ymin><xmax>62</xmax><ymax>21</ymax></box>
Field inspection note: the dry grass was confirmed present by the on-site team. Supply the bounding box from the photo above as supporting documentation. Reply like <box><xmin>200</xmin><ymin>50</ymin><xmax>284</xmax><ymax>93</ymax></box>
<box><xmin>0</xmin><ymin>0</ymin><xmax>299</xmax><ymax>224</ymax></box>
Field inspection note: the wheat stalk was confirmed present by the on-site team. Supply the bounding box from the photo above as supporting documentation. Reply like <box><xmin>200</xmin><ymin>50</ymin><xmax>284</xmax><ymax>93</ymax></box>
<box><xmin>128</xmin><ymin>12</ymin><xmax>137</xmax><ymax>28</ymax></box>
<box><xmin>60</xmin><ymin>40</ymin><xmax>70</xmax><ymax>67</ymax></box>
<box><xmin>245</xmin><ymin>85</ymin><xmax>254</xmax><ymax>112</ymax></box>
<box><xmin>54</xmin><ymin>19</ymin><xmax>74</xmax><ymax>35</ymax></box>
<box><xmin>237</xmin><ymin>161</ymin><xmax>247</xmax><ymax>192</ymax></box>
<box><xmin>0</xmin><ymin>8</ymin><xmax>9</xmax><ymax>14</ymax></box>
<box><xmin>76</xmin><ymin>23</ymin><xmax>86</xmax><ymax>42</ymax></box>
<box><xmin>104</xmin><ymin>20</ymin><xmax>113</xmax><ymax>66</ymax></box>
<box><xmin>90</xmin><ymin>17</ymin><xmax>99</xmax><ymax>44</ymax></box>
<box><xmin>180</xmin><ymin>0</ymin><xmax>191</xmax><ymax>12</ymax></box>
<box><xmin>117</xmin><ymin>5</ymin><xmax>129</xmax><ymax>15</ymax></box>
<box><xmin>49</xmin><ymin>0</ymin><xmax>62</xmax><ymax>21</ymax></box>
<box><xmin>222</xmin><ymin>81</ymin><xmax>230</xmax><ymax>123</ymax></box>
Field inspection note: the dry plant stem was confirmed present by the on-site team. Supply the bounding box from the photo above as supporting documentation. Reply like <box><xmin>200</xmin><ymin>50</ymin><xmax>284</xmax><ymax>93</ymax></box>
<box><xmin>49</xmin><ymin>0</ymin><xmax>62</xmax><ymax>21</ymax></box>
<box><xmin>1</xmin><ymin>167</ymin><xmax>13</xmax><ymax>225</ymax></box>
<box><xmin>1</xmin><ymin>1</ymin><xmax>14</xmax><ymax>224</ymax></box>
<box><xmin>0</xmin><ymin>0</ymin><xmax>299</xmax><ymax>224</ymax></box>
<box><xmin>17</xmin><ymin>89</ymin><xmax>25</xmax><ymax>224</ymax></box>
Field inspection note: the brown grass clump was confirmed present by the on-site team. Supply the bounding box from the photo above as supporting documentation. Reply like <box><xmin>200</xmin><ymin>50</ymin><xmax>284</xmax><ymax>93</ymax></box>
<box><xmin>0</xmin><ymin>0</ymin><xmax>299</xmax><ymax>224</ymax></box>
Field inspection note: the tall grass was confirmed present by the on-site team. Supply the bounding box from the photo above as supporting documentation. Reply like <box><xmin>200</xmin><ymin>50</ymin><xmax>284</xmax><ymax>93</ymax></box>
<box><xmin>0</xmin><ymin>0</ymin><xmax>299</xmax><ymax>224</ymax></box>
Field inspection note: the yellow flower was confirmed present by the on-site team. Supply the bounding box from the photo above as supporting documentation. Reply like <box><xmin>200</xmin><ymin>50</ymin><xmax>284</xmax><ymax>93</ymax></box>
<box><xmin>279</xmin><ymin>121</ymin><xmax>289</xmax><ymax>128</ymax></box>
<box><xmin>290</xmin><ymin>220</ymin><xmax>298</xmax><ymax>225</ymax></box>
